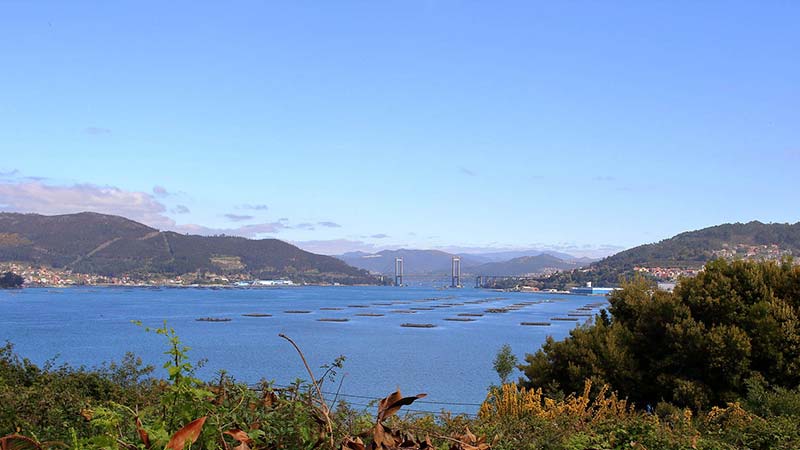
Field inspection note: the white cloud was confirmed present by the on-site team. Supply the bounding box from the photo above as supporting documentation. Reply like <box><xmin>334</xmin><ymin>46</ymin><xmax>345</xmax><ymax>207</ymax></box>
<box><xmin>0</xmin><ymin>181</ymin><xmax>174</xmax><ymax>229</ymax></box>
<box><xmin>0</xmin><ymin>180</ymin><xmax>289</xmax><ymax>238</ymax></box>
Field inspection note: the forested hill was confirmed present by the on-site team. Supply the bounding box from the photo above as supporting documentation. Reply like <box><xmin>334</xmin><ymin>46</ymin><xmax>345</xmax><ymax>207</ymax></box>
<box><xmin>538</xmin><ymin>221</ymin><xmax>800</xmax><ymax>288</ymax></box>
<box><xmin>0</xmin><ymin>212</ymin><xmax>377</xmax><ymax>284</ymax></box>
<box><xmin>468</xmin><ymin>254</ymin><xmax>578</xmax><ymax>276</ymax></box>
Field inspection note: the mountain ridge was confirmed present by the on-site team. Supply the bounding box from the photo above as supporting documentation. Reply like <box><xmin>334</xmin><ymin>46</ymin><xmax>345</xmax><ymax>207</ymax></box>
<box><xmin>0</xmin><ymin>212</ymin><xmax>377</xmax><ymax>284</ymax></box>
<box><xmin>534</xmin><ymin>220</ymin><xmax>800</xmax><ymax>288</ymax></box>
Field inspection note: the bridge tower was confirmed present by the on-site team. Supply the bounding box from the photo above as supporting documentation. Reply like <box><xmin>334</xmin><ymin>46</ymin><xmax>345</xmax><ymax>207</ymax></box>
<box><xmin>394</xmin><ymin>257</ymin><xmax>404</xmax><ymax>286</ymax></box>
<box><xmin>451</xmin><ymin>256</ymin><xmax>461</xmax><ymax>288</ymax></box>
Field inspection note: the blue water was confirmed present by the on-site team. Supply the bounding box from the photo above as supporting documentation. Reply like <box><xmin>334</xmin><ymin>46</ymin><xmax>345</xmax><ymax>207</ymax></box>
<box><xmin>0</xmin><ymin>286</ymin><xmax>605</xmax><ymax>414</ymax></box>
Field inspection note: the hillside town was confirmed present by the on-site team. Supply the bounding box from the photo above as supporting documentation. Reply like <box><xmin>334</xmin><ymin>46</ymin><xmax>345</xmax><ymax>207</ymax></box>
<box><xmin>0</xmin><ymin>263</ymin><xmax>294</xmax><ymax>287</ymax></box>
<box><xmin>634</xmin><ymin>244</ymin><xmax>795</xmax><ymax>282</ymax></box>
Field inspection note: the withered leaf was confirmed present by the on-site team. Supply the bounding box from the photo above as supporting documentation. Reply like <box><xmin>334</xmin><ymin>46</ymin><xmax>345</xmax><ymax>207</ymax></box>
<box><xmin>135</xmin><ymin>416</ymin><xmax>151</xmax><ymax>449</ymax></box>
<box><xmin>166</xmin><ymin>417</ymin><xmax>207</xmax><ymax>450</ymax></box>
<box><xmin>0</xmin><ymin>435</ymin><xmax>41</xmax><ymax>450</ymax></box>
<box><xmin>224</xmin><ymin>429</ymin><xmax>252</xmax><ymax>450</ymax></box>
<box><xmin>341</xmin><ymin>436</ymin><xmax>365</xmax><ymax>450</ymax></box>
<box><xmin>377</xmin><ymin>390</ymin><xmax>427</xmax><ymax>422</ymax></box>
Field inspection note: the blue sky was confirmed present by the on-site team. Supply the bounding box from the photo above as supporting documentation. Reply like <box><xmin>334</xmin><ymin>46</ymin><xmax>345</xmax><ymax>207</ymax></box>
<box><xmin>1</xmin><ymin>1</ymin><xmax>798</xmax><ymax>257</ymax></box>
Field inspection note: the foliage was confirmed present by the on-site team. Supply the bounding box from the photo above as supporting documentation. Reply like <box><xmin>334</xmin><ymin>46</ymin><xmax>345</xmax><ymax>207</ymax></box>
<box><xmin>521</xmin><ymin>259</ymin><xmax>800</xmax><ymax>411</ymax></box>
<box><xmin>0</xmin><ymin>342</ymin><xmax>157</xmax><ymax>441</ymax></box>
<box><xmin>492</xmin><ymin>345</ymin><xmax>517</xmax><ymax>385</ymax></box>
<box><xmin>0</xmin><ymin>271</ymin><xmax>23</xmax><ymax>288</ymax></box>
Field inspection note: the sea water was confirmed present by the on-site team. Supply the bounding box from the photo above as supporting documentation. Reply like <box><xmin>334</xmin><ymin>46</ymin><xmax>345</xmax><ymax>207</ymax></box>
<box><xmin>0</xmin><ymin>286</ymin><xmax>605</xmax><ymax>414</ymax></box>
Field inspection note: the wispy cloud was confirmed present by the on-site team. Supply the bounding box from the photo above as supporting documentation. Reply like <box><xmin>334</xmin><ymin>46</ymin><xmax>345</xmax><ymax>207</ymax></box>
<box><xmin>224</xmin><ymin>213</ymin><xmax>254</xmax><ymax>222</ymax></box>
<box><xmin>370</xmin><ymin>233</ymin><xmax>389</xmax><ymax>239</ymax></box>
<box><xmin>318</xmin><ymin>221</ymin><xmax>342</xmax><ymax>228</ymax></box>
<box><xmin>171</xmin><ymin>205</ymin><xmax>190</xmax><ymax>214</ymax></box>
<box><xmin>152</xmin><ymin>185</ymin><xmax>170</xmax><ymax>197</ymax></box>
<box><xmin>238</xmin><ymin>203</ymin><xmax>269</xmax><ymax>211</ymax></box>
<box><xmin>459</xmin><ymin>167</ymin><xmax>477</xmax><ymax>176</ymax></box>
<box><xmin>84</xmin><ymin>126</ymin><xmax>111</xmax><ymax>135</ymax></box>
<box><xmin>295</xmin><ymin>222</ymin><xmax>316</xmax><ymax>230</ymax></box>
<box><xmin>181</xmin><ymin>221</ymin><xmax>289</xmax><ymax>237</ymax></box>
<box><xmin>435</xmin><ymin>243</ymin><xmax>625</xmax><ymax>259</ymax></box>
<box><xmin>292</xmin><ymin>239</ymin><xmax>381</xmax><ymax>255</ymax></box>
<box><xmin>593</xmin><ymin>176</ymin><xmax>616</xmax><ymax>182</ymax></box>
<box><xmin>0</xmin><ymin>169</ymin><xmax>19</xmax><ymax>178</ymax></box>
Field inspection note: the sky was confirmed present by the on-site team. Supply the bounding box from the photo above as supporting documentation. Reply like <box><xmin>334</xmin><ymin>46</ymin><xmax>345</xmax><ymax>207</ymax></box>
<box><xmin>1</xmin><ymin>1</ymin><xmax>798</xmax><ymax>258</ymax></box>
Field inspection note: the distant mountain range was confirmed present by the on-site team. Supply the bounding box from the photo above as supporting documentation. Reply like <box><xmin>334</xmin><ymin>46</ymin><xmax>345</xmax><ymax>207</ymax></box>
<box><xmin>0</xmin><ymin>212</ymin><xmax>377</xmax><ymax>284</ymax></box>
<box><xmin>537</xmin><ymin>221</ymin><xmax>800</xmax><ymax>288</ymax></box>
<box><xmin>468</xmin><ymin>254</ymin><xmax>580</xmax><ymax>276</ymax></box>
<box><xmin>337</xmin><ymin>249</ymin><xmax>592</xmax><ymax>276</ymax></box>
<box><xmin>337</xmin><ymin>249</ymin><xmax>484</xmax><ymax>275</ymax></box>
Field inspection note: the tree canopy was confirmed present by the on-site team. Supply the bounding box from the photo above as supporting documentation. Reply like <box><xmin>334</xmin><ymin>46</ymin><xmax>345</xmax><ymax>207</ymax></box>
<box><xmin>0</xmin><ymin>272</ymin><xmax>23</xmax><ymax>289</ymax></box>
<box><xmin>521</xmin><ymin>258</ymin><xmax>800</xmax><ymax>410</ymax></box>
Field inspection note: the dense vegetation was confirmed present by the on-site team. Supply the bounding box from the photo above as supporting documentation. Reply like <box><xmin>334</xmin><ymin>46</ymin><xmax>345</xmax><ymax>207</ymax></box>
<box><xmin>0</xmin><ymin>271</ymin><xmax>23</xmax><ymax>288</ymax></box>
<box><xmin>533</xmin><ymin>221</ymin><xmax>800</xmax><ymax>289</ymax></box>
<box><xmin>522</xmin><ymin>259</ymin><xmax>800</xmax><ymax>411</ymax></box>
<box><xmin>3</xmin><ymin>259</ymin><xmax>800</xmax><ymax>448</ymax></box>
<box><xmin>0</xmin><ymin>212</ymin><xmax>378</xmax><ymax>284</ymax></box>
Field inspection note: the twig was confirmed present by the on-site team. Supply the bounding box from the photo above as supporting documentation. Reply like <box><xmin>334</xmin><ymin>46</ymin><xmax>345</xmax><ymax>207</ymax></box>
<box><xmin>278</xmin><ymin>333</ymin><xmax>335</xmax><ymax>447</ymax></box>
<box><xmin>331</xmin><ymin>372</ymin><xmax>347</xmax><ymax>410</ymax></box>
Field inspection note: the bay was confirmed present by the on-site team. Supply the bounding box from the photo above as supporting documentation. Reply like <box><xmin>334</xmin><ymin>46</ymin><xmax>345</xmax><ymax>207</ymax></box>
<box><xmin>0</xmin><ymin>286</ymin><xmax>605</xmax><ymax>414</ymax></box>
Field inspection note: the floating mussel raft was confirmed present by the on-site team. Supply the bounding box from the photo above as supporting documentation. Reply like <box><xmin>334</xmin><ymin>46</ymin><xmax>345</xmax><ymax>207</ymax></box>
<box><xmin>317</xmin><ymin>318</ymin><xmax>349</xmax><ymax>322</ymax></box>
<box><xmin>196</xmin><ymin>317</ymin><xmax>231</xmax><ymax>322</ymax></box>
<box><xmin>242</xmin><ymin>313</ymin><xmax>271</xmax><ymax>317</ymax></box>
<box><xmin>401</xmin><ymin>323</ymin><xmax>437</xmax><ymax>328</ymax></box>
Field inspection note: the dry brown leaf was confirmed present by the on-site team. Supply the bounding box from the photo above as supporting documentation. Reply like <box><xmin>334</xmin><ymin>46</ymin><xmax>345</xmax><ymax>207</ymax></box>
<box><xmin>223</xmin><ymin>429</ymin><xmax>252</xmax><ymax>450</ymax></box>
<box><xmin>223</xmin><ymin>430</ymin><xmax>252</xmax><ymax>444</ymax></box>
<box><xmin>377</xmin><ymin>390</ymin><xmax>427</xmax><ymax>422</ymax></box>
<box><xmin>79</xmin><ymin>409</ymin><xmax>93</xmax><ymax>422</ymax></box>
<box><xmin>0</xmin><ymin>435</ymin><xmax>41</xmax><ymax>450</ymax></box>
<box><xmin>341</xmin><ymin>436</ymin><xmax>366</xmax><ymax>450</ymax></box>
<box><xmin>449</xmin><ymin>427</ymin><xmax>491</xmax><ymax>450</ymax></box>
<box><xmin>166</xmin><ymin>417</ymin><xmax>207</xmax><ymax>450</ymax></box>
<box><xmin>135</xmin><ymin>416</ymin><xmax>151</xmax><ymax>449</ymax></box>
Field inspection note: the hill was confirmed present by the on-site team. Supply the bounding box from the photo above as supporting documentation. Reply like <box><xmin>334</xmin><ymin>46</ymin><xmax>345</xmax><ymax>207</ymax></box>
<box><xmin>337</xmin><ymin>249</ymin><xmax>484</xmax><ymax>274</ymax></box>
<box><xmin>464</xmin><ymin>249</ymin><xmax>591</xmax><ymax>263</ymax></box>
<box><xmin>468</xmin><ymin>254</ymin><xmax>579</xmax><ymax>276</ymax></box>
<box><xmin>0</xmin><ymin>212</ymin><xmax>377</xmax><ymax>284</ymax></box>
<box><xmin>535</xmin><ymin>221</ymin><xmax>800</xmax><ymax>288</ymax></box>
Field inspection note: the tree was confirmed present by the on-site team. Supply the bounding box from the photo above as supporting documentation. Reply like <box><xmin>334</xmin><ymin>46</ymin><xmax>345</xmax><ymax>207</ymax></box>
<box><xmin>520</xmin><ymin>259</ymin><xmax>800</xmax><ymax>410</ymax></box>
<box><xmin>0</xmin><ymin>272</ymin><xmax>23</xmax><ymax>289</ymax></box>
<box><xmin>493</xmin><ymin>344</ymin><xmax>518</xmax><ymax>385</ymax></box>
